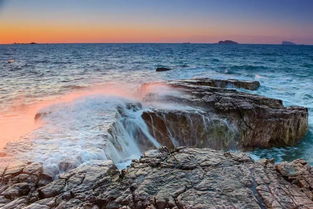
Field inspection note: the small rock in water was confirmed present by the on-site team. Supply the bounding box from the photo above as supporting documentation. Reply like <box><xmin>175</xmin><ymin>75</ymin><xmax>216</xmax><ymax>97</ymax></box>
<box><xmin>156</xmin><ymin>67</ymin><xmax>172</xmax><ymax>72</ymax></box>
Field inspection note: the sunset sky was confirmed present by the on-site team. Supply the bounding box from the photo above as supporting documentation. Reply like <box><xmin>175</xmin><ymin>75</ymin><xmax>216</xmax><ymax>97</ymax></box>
<box><xmin>0</xmin><ymin>0</ymin><xmax>313</xmax><ymax>44</ymax></box>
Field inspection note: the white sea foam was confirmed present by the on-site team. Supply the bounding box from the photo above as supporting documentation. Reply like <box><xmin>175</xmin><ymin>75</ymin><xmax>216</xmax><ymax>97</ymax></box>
<box><xmin>1</xmin><ymin>84</ymin><xmax>166</xmax><ymax>176</ymax></box>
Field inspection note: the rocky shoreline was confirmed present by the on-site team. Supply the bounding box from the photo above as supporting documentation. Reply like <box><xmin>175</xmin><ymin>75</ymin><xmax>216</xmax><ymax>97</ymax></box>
<box><xmin>0</xmin><ymin>78</ymin><xmax>310</xmax><ymax>209</ymax></box>
<box><xmin>1</xmin><ymin>147</ymin><xmax>313</xmax><ymax>208</ymax></box>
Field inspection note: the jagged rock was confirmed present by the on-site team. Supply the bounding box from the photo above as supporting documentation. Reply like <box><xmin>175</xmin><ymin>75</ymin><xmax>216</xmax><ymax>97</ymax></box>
<box><xmin>39</xmin><ymin>179</ymin><xmax>66</xmax><ymax>199</ymax></box>
<box><xmin>275</xmin><ymin>159</ymin><xmax>313</xmax><ymax>200</ymax></box>
<box><xmin>141</xmin><ymin>78</ymin><xmax>308</xmax><ymax>150</ymax></box>
<box><xmin>2</xmin><ymin>183</ymin><xmax>31</xmax><ymax>199</ymax></box>
<box><xmin>25</xmin><ymin>197</ymin><xmax>56</xmax><ymax>209</ymax></box>
<box><xmin>0</xmin><ymin>161</ymin><xmax>54</xmax><ymax>208</ymax></box>
<box><xmin>2</xmin><ymin>147</ymin><xmax>313</xmax><ymax>208</ymax></box>
<box><xmin>1</xmin><ymin>197</ymin><xmax>27</xmax><ymax>209</ymax></box>
<box><xmin>0</xmin><ymin>196</ymin><xmax>10</xmax><ymax>207</ymax></box>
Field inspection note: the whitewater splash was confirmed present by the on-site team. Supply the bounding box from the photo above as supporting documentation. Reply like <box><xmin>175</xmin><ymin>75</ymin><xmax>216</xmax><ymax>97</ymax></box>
<box><xmin>0</xmin><ymin>82</ymin><xmax>184</xmax><ymax>176</ymax></box>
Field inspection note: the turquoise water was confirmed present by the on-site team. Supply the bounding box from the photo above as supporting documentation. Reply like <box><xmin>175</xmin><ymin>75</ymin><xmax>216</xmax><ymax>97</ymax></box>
<box><xmin>0</xmin><ymin>43</ymin><xmax>312</xmax><ymax>173</ymax></box>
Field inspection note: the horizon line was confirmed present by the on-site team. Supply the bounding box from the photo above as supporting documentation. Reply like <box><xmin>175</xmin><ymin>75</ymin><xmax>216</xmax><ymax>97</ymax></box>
<box><xmin>1</xmin><ymin>42</ymin><xmax>312</xmax><ymax>46</ymax></box>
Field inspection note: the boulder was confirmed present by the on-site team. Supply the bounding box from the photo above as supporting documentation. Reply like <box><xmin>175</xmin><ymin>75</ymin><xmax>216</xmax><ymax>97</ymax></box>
<box><xmin>141</xmin><ymin>78</ymin><xmax>308</xmax><ymax>150</ymax></box>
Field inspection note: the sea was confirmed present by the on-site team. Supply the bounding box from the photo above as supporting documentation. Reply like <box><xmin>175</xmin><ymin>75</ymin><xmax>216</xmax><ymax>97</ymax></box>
<box><xmin>0</xmin><ymin>43</ymin><xmax>312</xmax><ymax>176</ymax></box>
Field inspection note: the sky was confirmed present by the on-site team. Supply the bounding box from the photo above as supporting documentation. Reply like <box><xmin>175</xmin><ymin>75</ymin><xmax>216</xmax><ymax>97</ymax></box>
<box><xmin>0</xmin><ymin>0</ymin><xmax>313</xmax><ymax>44</ymax></box>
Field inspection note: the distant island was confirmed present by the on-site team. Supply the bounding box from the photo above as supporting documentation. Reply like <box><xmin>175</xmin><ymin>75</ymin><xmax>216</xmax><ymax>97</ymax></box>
<box><xmin>13</xmin><ymin>42</ymin><xmax>38</xmax><ymax>45</ymax></box>
<box><xmin>218</xmin><ymin>40</ymin><xmax>239</xmax><ymax>45</ymax></box>
<box><xmin>282</xmin><ymin>41</ymin><xmax>296</xmax><ymax>45</ymax></box>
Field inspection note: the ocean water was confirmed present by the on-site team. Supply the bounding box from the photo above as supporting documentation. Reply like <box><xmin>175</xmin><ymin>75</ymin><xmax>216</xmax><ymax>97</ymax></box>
<box><xmin>0</xmin><ymin>43</ymin><xmax>312</xmax><ymax>175</ymax></box>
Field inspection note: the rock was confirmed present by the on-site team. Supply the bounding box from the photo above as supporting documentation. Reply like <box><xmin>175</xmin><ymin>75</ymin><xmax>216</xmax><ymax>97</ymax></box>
<box><xmin>24</xmin><ymin>203</ymin><xmax>50</xmax><ymax>209</ymax></box>
<box><xmin>34</xmin><ymin>111</ymin><xmax>51</xmax><ymax>121</ymax></box>
<box><xmin>140</xmin><ymin>78</ymin><xmax>308</xmax><ymax>150</ymax></box>
<box><xmin>0</xmin><ymin>162</ymin><xmax>54</xmax><ymax>208</ymax></box>
<box><xmin>142</xmin><ymin>110</ymin><xmax>239</xmax><ymax>150</ymax></box>
<box><xmin>90</xmin><ymin>148</ymin><xmax>313</xmax><ymax>208</ymax></box>
<box><xmin>26</xmin><ymin>197</ymin><xmax>57</xmax><ymax>209</ymax></box>
<box><xmin>0</xmin><ymin>196</ymin><xmax>10</xmax><ymax>207</ymax></box>
<box><xmin>3</xmin><ymin>161</ymin><xmax>27</xmax><ymax>179</ymax></box>
<box><xmin>218</xmin><ymin>40</ymin><xmax>239</xmax><ymax>44</ymax></box>
<box><xmin>180</xmin><ymin>77</ymin><xmax>261</xmax><ymax>90</ymax></box>
<box><xmin>1</xmin><ymin>197</ymin><xmax>27</xmax><ymax>209</ymax></box>
<box><xmin>275</xmin><ymin>159</ymin><xmax>313</xmax><ymax>200</ymax></box>
<box><xmin>156</xmin><ymin>67</ymin><xmax>172</xmax><ymax>72</ymax></box>
<box><xmin>2</xmin><ymin>148</ymin><xmax>313</xmax><ymax>208</ymax></box>
<box><xmin>3</xmin><ymin>183</ymin><xmax>31</xmax><ymax>199</ymax></box>
<box><xmin>38</xmin><ymin>179</ymin><xmax>66</xmax><ymax>198</ymax></box>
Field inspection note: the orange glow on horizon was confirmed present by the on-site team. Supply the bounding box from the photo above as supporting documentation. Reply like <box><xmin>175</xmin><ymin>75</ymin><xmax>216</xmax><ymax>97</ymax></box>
<box><xmin>1</xmin><ymin>0</ymin><xmax>313</xmax><ymax>44</ymax></box>
<box><xmin>0</xmin><ymin>21</ymin><xmax>224</xmax><ymax>44</ymax></box>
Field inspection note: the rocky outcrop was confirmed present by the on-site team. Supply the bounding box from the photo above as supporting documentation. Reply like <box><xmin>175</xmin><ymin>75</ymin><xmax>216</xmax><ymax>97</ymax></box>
<box><xmin>0</xmin><ymin>161</ymin><xmax>53</xmax><ymax>208</ymax></box>
<box><xmin>141</xmin><ymin>78</ymin><xmax>308</xmax><ymax>150</ymax></box>
<box><xmin>177</xmin><ymin>78</ymin><xmax>260</xmax><ymax>90</ymax></box>
<box><xmin>2</xmin><ymin>147</ymin><xmax>313</xmax><ymax>208</ymax></box>
<box><xmin>0</xmin><ymin>78</ymin><xmax>309</xmax><ymax>208</ymax></box>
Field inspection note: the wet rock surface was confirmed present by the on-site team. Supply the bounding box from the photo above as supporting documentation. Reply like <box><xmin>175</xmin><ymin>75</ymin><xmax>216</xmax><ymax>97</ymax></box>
<box><xmin>141</xmin><ymin>78</ymin><xmax>308</xmax><ymax>150</ymax></box>
<box><xmin>174</xmin><ymin>77</ymin><xmax>261</xmax><ymax>90</ymax></box>
<box><xmin>2</xmin><ymin>147</ymin><xmax>313</xmax><ymax>208</ymax></box>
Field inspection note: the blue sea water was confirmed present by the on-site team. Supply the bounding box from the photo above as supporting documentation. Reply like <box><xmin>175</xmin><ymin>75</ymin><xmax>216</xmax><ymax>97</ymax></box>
<box><xmin>0</xmin><ymin>43</ymin><xmax>312</xmax><ymax>174</ymax></box>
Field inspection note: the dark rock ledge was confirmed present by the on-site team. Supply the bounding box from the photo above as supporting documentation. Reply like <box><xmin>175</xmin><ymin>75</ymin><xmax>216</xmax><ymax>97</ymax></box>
<box><xmin>141</xmin><ymin>78</ymin><xmax>308</xmax><ymax>150</ymax></box>
<box><xmin>1</xmin><ymin>147</ymin><xmax>313</xmax><ymax>208</ymax></box>
<box><xmin>176</xmin><ymin>78</ymin><xmax>261</xmax><ymax>90</ymax></box>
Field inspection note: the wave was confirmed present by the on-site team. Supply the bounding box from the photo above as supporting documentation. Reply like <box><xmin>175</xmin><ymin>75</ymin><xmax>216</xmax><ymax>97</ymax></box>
<box><xmin>0</xmin><ymin>82</ymin><xmax>171</xmax><ymax>177</ymax></box>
